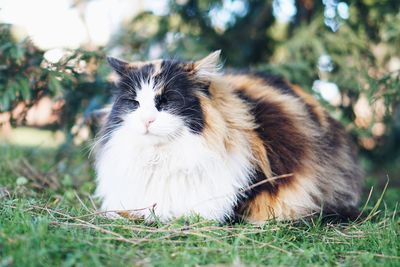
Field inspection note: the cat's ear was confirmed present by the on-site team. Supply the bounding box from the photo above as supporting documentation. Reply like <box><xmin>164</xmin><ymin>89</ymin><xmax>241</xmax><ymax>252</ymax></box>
<box><xmin>107</xmin><ymin>57</ymin><xmax>145</xmax><ymax>77</ymax></box>
<box><xmin>107</xmin><ymin>57</ymin><xmax>130</xmax><ymax>76</ymax></box>
<box><xmin>194</xmin><ymin>50</ymin><xmax>222</xmax><ymax>77</ymax></box>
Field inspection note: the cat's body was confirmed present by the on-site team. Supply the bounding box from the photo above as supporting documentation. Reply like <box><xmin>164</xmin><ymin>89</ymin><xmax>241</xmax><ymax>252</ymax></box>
<box><xmin>95</xmin><ymin>51</ymin><xmax>363</xmax><ymax>223</ymax></box>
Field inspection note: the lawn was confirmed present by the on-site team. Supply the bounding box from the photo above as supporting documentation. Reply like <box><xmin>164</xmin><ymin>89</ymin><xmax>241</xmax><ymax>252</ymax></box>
<box><xmin>0</xmin><ymin>143</ymin><xmax>399</xmax><ymax>266</ymax></box>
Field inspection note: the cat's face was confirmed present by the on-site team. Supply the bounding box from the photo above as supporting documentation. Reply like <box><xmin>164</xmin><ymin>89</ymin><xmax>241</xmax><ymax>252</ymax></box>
<box><xmin>105</xmin><ymin>51</ymin><xmax>220</xmax><ymax>145</ymax></box>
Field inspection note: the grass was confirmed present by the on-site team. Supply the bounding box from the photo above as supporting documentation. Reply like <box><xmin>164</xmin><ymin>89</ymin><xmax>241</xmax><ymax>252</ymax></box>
<box><xmin>0</xmin><ymin>143</ymin><xmax>399</xmax><ymax>266</ymax></box>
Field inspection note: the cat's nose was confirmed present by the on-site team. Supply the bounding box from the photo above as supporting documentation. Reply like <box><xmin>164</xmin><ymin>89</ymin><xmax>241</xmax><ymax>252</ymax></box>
<box><xmin>144</xmin><ymin>117</ymin><xmax>156</xmax><ymax>128</ymax></box>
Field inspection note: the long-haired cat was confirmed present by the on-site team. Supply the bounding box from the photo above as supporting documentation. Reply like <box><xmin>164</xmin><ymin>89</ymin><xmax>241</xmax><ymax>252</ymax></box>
<box><xmin>94</xmin><ymin>51</ymin><xmax>363</xmax><ymax>223</ymax></box>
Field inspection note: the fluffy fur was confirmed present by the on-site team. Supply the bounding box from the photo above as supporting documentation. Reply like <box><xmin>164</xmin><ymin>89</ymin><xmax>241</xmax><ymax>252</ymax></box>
<box><xmin>94</xmin><ymin>51</ymin><xmax>363</xmax><ymax>223</ymax></box>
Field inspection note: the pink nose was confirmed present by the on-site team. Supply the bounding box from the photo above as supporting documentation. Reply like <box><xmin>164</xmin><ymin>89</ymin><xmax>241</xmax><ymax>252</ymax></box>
<box><xmin>144</xmin><ymin>117</ymin><xmax>155</xmax><ymax>128</ymax></box>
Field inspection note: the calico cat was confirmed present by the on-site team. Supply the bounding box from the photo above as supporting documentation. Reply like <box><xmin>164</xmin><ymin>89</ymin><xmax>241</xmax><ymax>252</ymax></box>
<box><xmin>94</xmin><ymin>51</ymin><xmax>363</xmax><ymax>223</ymax></box>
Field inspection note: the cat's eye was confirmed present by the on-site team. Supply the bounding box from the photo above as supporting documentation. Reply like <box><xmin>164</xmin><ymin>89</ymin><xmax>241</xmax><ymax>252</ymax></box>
<box><xmin>121</xmin><ymin>98</ymin><xmax>139</xmax><ymax>108</ymax></box>
<box><xmin>155</xmin><ymin>95</ymin><xmax>168</xmax><ymax>110</ymax></box>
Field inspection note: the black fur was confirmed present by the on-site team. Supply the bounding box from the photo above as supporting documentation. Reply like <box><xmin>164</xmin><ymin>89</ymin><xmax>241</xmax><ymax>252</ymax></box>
<box><xmin>251</xmin><ymin>72</ymin><xmax>296</xmax><ymax>97</ymax></box>
<box><xmin>155</xmin><ymin>60</ymin><xmax>206</xmax><ymax>133</ymax></box>
<box><xmin>251</xmin><ymin>72</ymin><xmax>322</xmax><ymax>126</ymax></box>
<box><xmin>235</xmin><ymin>90</ymin><xmax>308</xmax><ymax>176</ymax></box>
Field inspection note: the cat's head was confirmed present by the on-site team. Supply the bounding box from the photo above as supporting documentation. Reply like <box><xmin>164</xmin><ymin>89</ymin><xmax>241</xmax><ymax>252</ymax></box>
<box><xmin>104</xmin><ymin>51</ymin><xmax>221</xmax><ymax>145</ymax></box>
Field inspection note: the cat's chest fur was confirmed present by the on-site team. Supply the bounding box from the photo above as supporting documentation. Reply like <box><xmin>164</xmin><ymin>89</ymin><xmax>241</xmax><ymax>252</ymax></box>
<box><xmin>95</xmin><ymin>127</ymin><xmax>253</xmax><ymax>222</ymax></box>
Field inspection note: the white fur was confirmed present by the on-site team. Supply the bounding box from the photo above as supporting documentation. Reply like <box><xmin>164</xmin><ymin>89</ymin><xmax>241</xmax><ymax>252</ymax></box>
<box><xmin>95</xmin><ymin>78</ymin><xmax>253</xmax><ymax>222</ymax></box>
<box><xmin>195</xmin><ymin>50</ymin><xmax>222</xmax><ymax>78</ymax></box>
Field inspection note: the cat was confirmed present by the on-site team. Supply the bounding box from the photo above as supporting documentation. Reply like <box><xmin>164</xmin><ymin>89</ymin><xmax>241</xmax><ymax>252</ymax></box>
<box><xmin>94</xmin><ymin>51</ymin><xmax>363</xmax><ymax>223</ymax></box>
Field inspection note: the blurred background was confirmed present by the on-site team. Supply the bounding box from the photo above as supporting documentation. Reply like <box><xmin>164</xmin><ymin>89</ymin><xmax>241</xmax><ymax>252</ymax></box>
<box><xmin>0</xmin><ymin>0</ymin><xmax>399</xmax><ymax>189</ymax></box>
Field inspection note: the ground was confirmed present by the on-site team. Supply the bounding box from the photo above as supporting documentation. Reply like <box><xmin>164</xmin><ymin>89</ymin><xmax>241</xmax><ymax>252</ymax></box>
<box><xmin>0</xmin><ymin>142</ymin><xmax>399</xmax><ymax>267</ymax></box>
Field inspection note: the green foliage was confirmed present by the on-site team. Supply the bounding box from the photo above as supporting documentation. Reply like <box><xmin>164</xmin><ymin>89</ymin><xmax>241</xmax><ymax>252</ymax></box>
<box><xmin>0</xmin><ymin>25</ymin><xmax>43</xmax><ymax>111</ymax></box>
<box><xmin>262</xmin><ymin>15</ymin><xmax>400</xmax><ymax>162</ymax></box>
<box><xmin>116</xmin><ymin>0</ymin><xmax>277</xmax><ymax>65</ymax></box>
<box><xmin>0</xmin><ymin>24</ymin><xmax>110</xmax><ymax>135</ymax></box>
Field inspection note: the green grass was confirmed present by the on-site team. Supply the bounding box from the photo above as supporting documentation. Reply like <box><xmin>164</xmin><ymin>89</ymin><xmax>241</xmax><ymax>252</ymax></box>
<box><xmin>0</xmin><ymin>144</ymin><xmax>399</xmax><ymax>266</ymax></box>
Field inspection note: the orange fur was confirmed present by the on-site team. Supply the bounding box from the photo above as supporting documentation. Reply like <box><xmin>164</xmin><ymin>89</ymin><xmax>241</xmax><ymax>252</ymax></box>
<box><xmin>203</xmin><ymin>73</ymin><xmax>361</xmax><ymax>223</ymax></box>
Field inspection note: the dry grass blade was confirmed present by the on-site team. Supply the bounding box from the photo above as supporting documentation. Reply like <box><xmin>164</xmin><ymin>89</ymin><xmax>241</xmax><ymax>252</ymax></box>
<box><xmin>191</xmin><ymin>173</ymin><xmax>293</xmax><ymax>208</ymax></box>
<box><xmin>239</xmin><ymin>173</ymin><xmax>294</xmax><ymax>193</ymax></box>
<box><xmin>0</xmin><ymin>187</ymin><xmax>11</xmax><ymax>199</ymax></box>
<box><xmin>74</xmin><ymin>190</ymin><xmax>92</xmax><ymax>213</ymax></box>
<box><xmin>63</xmin><ymin>204</ymin><xmax>157</xmax><ymax>220</ymax></box>
<box><xmin>237</xmin><ymin>234</ymin><xmax>293</xmax><ymax>254</ymax></box>
<box><xmin>9</xmin><ymin>158</ymin><xmax>60</xmax><ymax>190</ymax></box>
<box><xmin>345</xmin><ymin>251</ymin><xmax>400</xmax><ymax>260</ymax></box>
<box><xmin>362</xmin><ymin>178</ymin><xmax>390</xmax><ymax>222</ymax></box>
<box><xmin>355</xmin><ymin>186</ymin><xmax>374</xmax><ymax>222</ymax></box>
<box><xmin>30</xmin><ymin>204</ymin><xmax>143</xmax><ymax>245</ymax></box>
